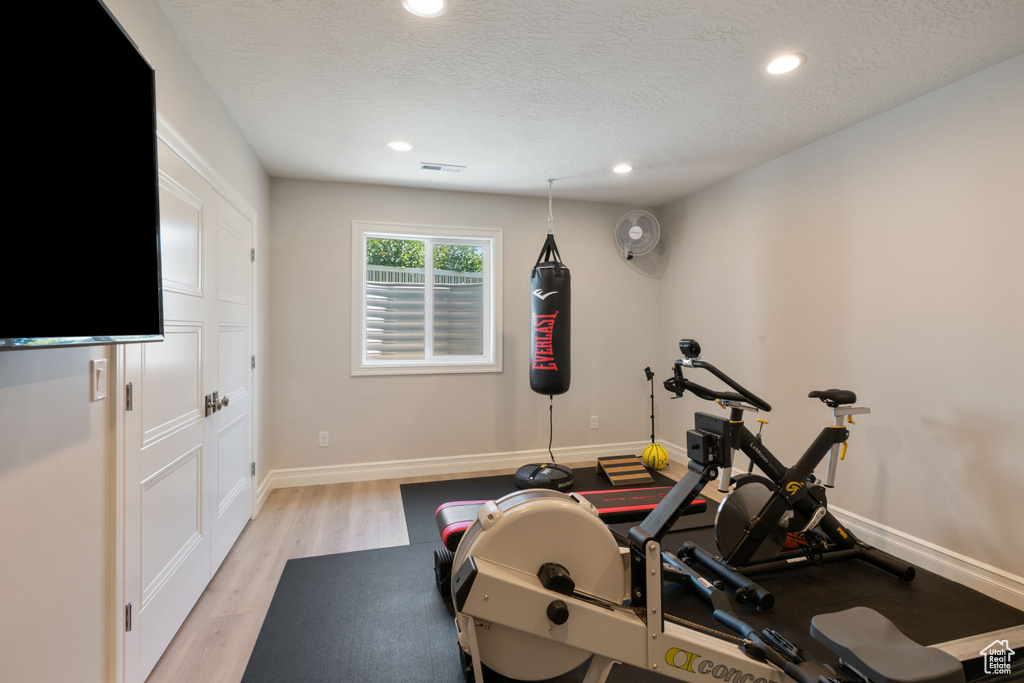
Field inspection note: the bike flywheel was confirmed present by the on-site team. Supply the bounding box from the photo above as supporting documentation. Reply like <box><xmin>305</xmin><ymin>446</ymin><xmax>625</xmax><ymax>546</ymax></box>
<box><xmin>715</xmin><ymin>481</ymin><xmax>788</xmax><ymax>564</ymax></box>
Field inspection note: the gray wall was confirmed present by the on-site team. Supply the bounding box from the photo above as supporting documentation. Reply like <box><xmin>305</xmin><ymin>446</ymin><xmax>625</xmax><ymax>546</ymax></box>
<box><xmin>657</xmin><ymin>54</ymin><xmax>1023</xmax><ymax>578</ymax></box>
<box><xmin>266</xmin><ymin>180</ymin><xmax>662</xmax><ymax>472</ymax></box>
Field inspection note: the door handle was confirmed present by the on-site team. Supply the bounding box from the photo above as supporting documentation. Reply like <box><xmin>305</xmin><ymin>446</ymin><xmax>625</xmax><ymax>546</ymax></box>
<box><xmin>205</xmin><ymin>391</ymin><xmax>229</xmax><ymax>416</ymax></box>
<box><xmin>205</xmin><ymin>392</ymin><xmax>218</xmax><ymax>416</ymax></box>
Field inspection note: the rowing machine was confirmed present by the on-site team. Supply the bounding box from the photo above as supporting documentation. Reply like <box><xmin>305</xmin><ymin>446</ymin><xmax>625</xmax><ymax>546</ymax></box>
<box><xmin>433</xmin><ymin>486</ymin><xmax>707</xmax><ymax>598</ymax></box>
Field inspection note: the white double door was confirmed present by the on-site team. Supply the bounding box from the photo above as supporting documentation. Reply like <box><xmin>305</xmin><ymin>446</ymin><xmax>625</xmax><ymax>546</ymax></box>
<box><xmin>122</xmin><ymin>137</ymin><xmax>254</xmax><ymax>682</ymax></box>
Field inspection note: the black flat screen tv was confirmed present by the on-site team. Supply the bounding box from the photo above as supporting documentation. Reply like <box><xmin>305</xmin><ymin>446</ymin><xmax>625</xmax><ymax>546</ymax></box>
<box><xmin>1</xmin><ymin>0</ymin><xmax>163</xmax><ymax>351</ymax></box>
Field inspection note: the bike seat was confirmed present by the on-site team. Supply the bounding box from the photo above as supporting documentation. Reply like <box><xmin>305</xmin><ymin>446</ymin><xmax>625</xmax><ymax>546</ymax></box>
<box><xmin>809</xmin><ymin>389</ymin><xmax>857</xmax><ymax>407</ymax></box>
<box><xmin>811</xmin><ymin>607</ymin><xmax>964</xmax><ymax>683</ymax></box>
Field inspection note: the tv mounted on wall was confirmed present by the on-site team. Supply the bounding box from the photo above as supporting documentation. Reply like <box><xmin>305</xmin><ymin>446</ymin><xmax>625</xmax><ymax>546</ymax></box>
<box><xmin>1</xmin><ymin>0</ymin><xmax>163</xmax><ymax>351</ymax></box>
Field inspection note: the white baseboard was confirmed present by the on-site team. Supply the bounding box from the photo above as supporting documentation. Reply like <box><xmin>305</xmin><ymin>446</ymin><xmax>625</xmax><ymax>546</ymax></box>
<box><xmin>830</xmin><ymin>505</ymin><xmax>1024</xmax><ymax>611</ymax></box>
<box><xmin>255</xmin><ymin>440</ymin><xmax>650</xmax><ymax>513</ymax></box>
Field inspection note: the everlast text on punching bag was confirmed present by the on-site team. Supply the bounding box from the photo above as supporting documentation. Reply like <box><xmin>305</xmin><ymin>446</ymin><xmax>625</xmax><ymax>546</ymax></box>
<box><xmin>530</xmin><ymin>232</ymin><xmax>570</xmax><ymax>395</ymax></box>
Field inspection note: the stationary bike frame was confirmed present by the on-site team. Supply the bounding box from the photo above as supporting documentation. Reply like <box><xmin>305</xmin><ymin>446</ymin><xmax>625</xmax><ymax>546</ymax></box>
<box><xmin>690</xmin><ymin>403</ymin><xmax>861</xmax><ymax>565</ymax></box>
<box><xmin>665</xmin><ymin>342</ymin><xmax>915</xmax><ymax>609</ymax></box>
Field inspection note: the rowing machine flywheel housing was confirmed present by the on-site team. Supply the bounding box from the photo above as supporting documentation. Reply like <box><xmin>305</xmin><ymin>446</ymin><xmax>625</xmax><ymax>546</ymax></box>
<box><xmin>452</xmin><ymin>489</ymin><xmax>624</xmax><ymax>680</ymax></box>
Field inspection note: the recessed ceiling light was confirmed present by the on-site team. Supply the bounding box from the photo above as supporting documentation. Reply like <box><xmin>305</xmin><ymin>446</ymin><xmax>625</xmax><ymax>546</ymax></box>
<box><xmin>402</xmin><ymin>0</ymin><xmax>448</xmax><ymax>18</ymax></box>
<box><xmin>388</xmin><ymin>141</ymin><xmax>413</xmax><ymax>152</ymax></box>
<box><xmin>766</xmin><ymin>53</ymin><xmax>806</xmax><ymax>75</ymax></box>
<box><xmin>613</xmin><ymin>164</ymin><xmax>633</xmax><ymax>174</ymax></box>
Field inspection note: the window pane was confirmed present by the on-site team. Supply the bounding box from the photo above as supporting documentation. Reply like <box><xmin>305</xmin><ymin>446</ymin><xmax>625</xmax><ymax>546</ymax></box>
<box><xmin>353</xmin><ymin>222</ymin><xmax>501</xmax><ymax>375</ymax></box>
<box><xmin>432</xmin><ymin>244</ymin><xmax>484</xmax><ymax>356</ymax></box>
<box><xmin>365</xmin><ymin>238</ymin><xmax>425</xmax><ymax>359</ymax></box>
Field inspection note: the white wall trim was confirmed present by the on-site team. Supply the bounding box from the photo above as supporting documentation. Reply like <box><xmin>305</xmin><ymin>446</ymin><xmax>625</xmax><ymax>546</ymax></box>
<box><xmin>114</xmin><ymin>345</ymin><xmax>128</xmax><ymax>683</ymax></box>
<box><xmin>156</xmin><ymin>116</ymin><xmax>257</xmax><ymax>223</ymax></box>
<box><xmin>256</xmin><ymin>440</ymin><xmax>650</xmax><ymax>509</ymax></box>
<box><xmin>830</xmin><ymin>504</ymin><xmax>1024</xmax><ymax>611</ymax></box>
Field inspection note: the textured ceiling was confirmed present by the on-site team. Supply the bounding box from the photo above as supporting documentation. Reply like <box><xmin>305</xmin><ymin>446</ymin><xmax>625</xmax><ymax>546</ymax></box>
<box><xmin>155</xmin><ymin>0</ymin><xmax>1024</xmax><ymax>206</ymax></box>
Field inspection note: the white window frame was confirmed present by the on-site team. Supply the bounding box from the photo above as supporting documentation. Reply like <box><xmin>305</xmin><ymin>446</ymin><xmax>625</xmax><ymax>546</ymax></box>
<box><xmin>351</xmin><ymin>220</ymin><xmax>503</xmax><ymax>376</ymax></box>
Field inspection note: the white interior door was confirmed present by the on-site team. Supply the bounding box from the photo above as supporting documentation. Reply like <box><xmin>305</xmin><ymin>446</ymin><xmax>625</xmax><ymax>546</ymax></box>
<box><xmin>122</xmin><ymin>138</ymin><xmax>253</xmax><ymax>682</ymax></box>
<box><xmin>209</xmin><ymin>193</ymin><xmax>253</xmax><ymax>569</ymax></box>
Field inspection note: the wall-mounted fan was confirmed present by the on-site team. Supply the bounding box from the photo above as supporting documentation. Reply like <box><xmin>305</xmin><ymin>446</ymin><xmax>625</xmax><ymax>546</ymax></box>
<box><xmin>614</xmin><ymin>210</ymin><xmax>660</xmax><ymax>260</ymax></box>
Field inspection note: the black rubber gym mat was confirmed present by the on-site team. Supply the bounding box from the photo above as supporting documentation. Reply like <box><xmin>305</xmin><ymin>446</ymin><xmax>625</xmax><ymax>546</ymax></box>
<box><xmin>242</xmin><ymin>542</ymin><xmax>1024</xmax><ymax>683</ymax></box>
<box><xmin>242</xmin><ymin>544</ymin><xmax>462</xmax><ymax>683</ymax></box>
<box><xmin>399</xmin><ymin>465</ymin><xmax>717</xmax><ymax>546</ymax></box>
<box><xmin>242</xmin><ymin>542</ymin><xmax>678</xmax><ymax>683</ymax></box>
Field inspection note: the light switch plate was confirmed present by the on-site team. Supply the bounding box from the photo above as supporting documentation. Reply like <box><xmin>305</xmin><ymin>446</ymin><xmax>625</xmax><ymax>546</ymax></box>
<box><xmin>91</xmin><ymin>359</ymin><xmax>107</xmax><ymax>401</ymax></box>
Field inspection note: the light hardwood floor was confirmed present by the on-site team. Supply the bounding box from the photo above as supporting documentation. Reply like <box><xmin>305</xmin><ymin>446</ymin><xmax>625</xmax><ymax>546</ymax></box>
<box><xmin>145</xmin><ymin>460</ymin><xmax>702</xmax><ymax>682</ymax></box>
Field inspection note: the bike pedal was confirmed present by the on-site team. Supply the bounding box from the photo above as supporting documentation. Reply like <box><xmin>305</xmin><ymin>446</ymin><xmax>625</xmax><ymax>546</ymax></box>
<box><xmin>783</xmin><ymin>533</ymin><xmax>807</xmax><ymax>550</ymax></box>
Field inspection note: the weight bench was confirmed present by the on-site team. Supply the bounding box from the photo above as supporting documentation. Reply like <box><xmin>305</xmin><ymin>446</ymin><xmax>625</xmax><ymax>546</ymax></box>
<box><xmin>434</xmin><ymin>486</ymin><xmax>708</xmax><ymax>552</ymax></box>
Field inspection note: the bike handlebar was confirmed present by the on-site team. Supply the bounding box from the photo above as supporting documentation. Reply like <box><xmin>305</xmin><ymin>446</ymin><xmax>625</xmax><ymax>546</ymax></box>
<box><xmin>663</xmin><ymin>339</ymin><xmax>773</xmax><ymax>412</ymax></box>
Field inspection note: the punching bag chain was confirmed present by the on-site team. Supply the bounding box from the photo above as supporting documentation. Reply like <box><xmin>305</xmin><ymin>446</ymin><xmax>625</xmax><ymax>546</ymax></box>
<box><xmin>547</xmin><ymin>178</ymin><xmax>555</xmax><ymax>233</ymax></box>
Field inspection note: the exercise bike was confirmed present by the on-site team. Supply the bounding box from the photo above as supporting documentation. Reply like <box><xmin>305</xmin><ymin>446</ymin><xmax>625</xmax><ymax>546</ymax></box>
<box><xmin>663</xmin><ymin>340</ymin><xmax>915</xmax><ymax>611</ymax></box>
<box><xmin>449</xmin><ymin>340</ymin><xmax>961</xmax><ymax>683</ymax></box>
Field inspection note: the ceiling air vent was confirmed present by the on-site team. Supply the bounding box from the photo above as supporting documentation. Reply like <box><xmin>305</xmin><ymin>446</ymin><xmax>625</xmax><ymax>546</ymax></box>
<box><xmin>420</xmin><ymin>162</ymin><xmax>465</xmax><ymax>173</ymax></box>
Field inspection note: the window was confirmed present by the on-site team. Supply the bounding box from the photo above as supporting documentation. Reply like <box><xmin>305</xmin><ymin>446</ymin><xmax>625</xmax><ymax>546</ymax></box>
<box><xmin>352</xmin><ymin>221</ymin><xmax>502</xmax><ymax>375</ymax></box>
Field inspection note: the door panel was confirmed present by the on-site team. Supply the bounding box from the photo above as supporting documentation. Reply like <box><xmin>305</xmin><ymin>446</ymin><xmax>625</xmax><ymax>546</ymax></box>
<box><xmin>140</xmin><ymin>324</ymin><xmax>203</xmax><ymax>448</ymax></box>
<box><xmin>138</xmin><ymin>444</ymin><xmax>207</xmax><ymax>671</ymax></box>
<box><xmin>218</xmin><ymin>324</ymin><xmax>247</xmax><ymax>400</ymax></box>
<box><xmin>139</xmin><ymin>443</ymin><xmax>207</xmax><ymax>675</ymax></box>
<box><xmin>213</xmin><ymin>414</ymin><xmax>249</xmax><ymax>565</ymax></box>
<box><xmin>210</xmin><ymin>193</ymin><xmax>253</xmax><ymax>569</ymax></box>
<box><xmin>141</xmin><ymin>445</ymin><xmax>202</xmax><ymax>595</ymax></box>
<box><xmin>216</xmin><ymin>416</ymin><xmax>247</xmax><ymax>514</ymax></box>
<box><xmin>131</xmin><ymin>143</ymin><xmax>214</xmax><ymax>680</ymax></box>
<box><xmin>217</xmin><ymin>213</ymin><xmax>248</xmax><ymax>305</ymax></box>
<box><xmin>157</xmin><ymin>176</ymin><xmax>203</xmax><ymax>295</ymax></box>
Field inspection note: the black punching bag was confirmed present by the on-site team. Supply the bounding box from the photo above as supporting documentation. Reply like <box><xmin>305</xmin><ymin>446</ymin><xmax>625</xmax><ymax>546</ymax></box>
<box><xmin>529</xmin><ymin>232</ymin><xmax>571</xmax><ymax>395</ymax></box>
<box><xmin>517</xmin><ymin>232</ymin><xmax>574</xmax><ymax>492</ymax></box>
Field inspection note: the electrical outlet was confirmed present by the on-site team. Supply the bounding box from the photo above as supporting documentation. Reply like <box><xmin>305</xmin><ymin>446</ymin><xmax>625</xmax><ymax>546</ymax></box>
<box><xmin>590</xmin><ymin>416</ymin><xmax>599</xmax><ymax>429</ymax></box>
<box><xmin>318</xmin><ymin>431</ymin><xmax>329</xmax><ymax>447</ymax></box>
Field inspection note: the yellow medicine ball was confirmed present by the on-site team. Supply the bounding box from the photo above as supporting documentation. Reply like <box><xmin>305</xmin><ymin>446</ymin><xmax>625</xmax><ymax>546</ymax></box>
<box><xmin>642</xmin><ymin>443</ymin><xmax>668</xmax><ymax>470</ymax></box>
